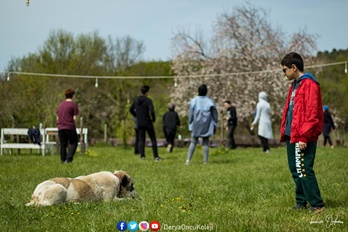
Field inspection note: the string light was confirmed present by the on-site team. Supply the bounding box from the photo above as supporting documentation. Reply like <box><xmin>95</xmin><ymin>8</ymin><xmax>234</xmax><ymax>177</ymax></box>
<box><xmin>174</xmin><ymin>77</ymin><xmax>178</xmax><ymax>87</ymax></box>
<box><xmin>95</xmin><ymin>78</ymin><xmax>98</xmax><ymax>88</ymax></box>
<box><xmin>2</xmin><ymin>60</ymin><xmax>347</xmax><ymax>81</ymax></box>
<box><xmin>345</xmin><ymin>62</ymin><xmax>347</xmax><ymax>74</ymax></box>
<box><xmin>7</xmin><ymin>72</ymin><xmax>11</xmax><ymax>81</ymax></box>
<box><xmin>26</xmin><ymin>0</ymin><xmax>29</xmax><ymax>6</ymax></box>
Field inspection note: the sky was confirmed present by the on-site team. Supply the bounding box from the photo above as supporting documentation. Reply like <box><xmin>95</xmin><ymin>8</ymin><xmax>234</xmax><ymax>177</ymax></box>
<box><xmin>1</xmin><ymin>0</ymin><xmax>347</xmax><ymax>71</ymax></box>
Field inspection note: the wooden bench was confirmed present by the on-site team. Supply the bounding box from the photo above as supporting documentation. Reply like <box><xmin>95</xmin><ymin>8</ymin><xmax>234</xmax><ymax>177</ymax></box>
<box><xmin>1</xmin><ymin>128</ymin><xmax>46</xmax><ymax>156</ymax></box>
<box><xmin>45</xmin><ymin>127</ymin><xmax>88</xmax><ymax>154</ymax></box>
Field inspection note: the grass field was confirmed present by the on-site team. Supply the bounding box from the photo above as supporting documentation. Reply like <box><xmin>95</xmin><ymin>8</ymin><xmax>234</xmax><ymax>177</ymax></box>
<box><xmin>0</xmin><ymin>145</ymin><xmax>347</xmax><ymax>232</ymax></box>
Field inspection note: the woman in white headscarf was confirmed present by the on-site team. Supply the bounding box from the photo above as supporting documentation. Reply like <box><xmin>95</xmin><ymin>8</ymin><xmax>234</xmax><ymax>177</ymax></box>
<box><xmin>251</xmin><ymin>91</ymin><xmax>273</xmax><ymax>153</ymax></box>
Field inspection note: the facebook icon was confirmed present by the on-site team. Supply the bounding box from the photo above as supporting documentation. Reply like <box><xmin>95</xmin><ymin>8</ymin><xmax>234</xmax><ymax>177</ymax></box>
<box><xmin>117</xmin><ymin>221</ymin><xmax>127</xmax><ymax>231</ymax></box>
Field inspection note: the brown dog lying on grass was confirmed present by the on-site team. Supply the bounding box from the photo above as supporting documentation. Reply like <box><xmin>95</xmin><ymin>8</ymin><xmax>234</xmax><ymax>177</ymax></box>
<box><xmin>26</xmin><ymin>170</ymin><xmax>136</xmax><ymax>206</ymax></box>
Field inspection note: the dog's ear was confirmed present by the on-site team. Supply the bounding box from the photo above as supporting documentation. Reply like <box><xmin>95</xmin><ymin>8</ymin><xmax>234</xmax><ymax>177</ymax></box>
<box><xmin>116</xmin><ymin>171</ymin><xmax>130</xmax><ymax>188</ymax></box>
<box><xmin>121</xmin><ymin>174</ymin><xmax>130</xmax><ymax>188</ymax></box>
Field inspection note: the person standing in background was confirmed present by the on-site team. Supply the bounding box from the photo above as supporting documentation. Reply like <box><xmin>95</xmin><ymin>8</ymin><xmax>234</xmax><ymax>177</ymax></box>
<box><xmin>57</xmin><ymin>88</ymin><xmax>79</xmax><ymax>163</ymax></box>
<box><xmin>223</xmin><ymin>100</ymin><xmax>237</xmax><ymax>149</ymax></box>
<box><xmin>185</xmin><ymin>84</ymin><xmax>218</xmax><ymax>165</ymax></box>
<box><xmin>251</xmin><ymin>92</ymin><xmax>273</xmax><ymax>153</ymax></box>
<box><xmin>130</xmin><ymin>85</ymin><xmax>161</xmax><ymax>161</ymax></box>
<box><xmin>322</xmin><ymin>105</ymin><xmax>335</xmax><ymax>148</ymax></box>
<box><xmin>162</xmin><ymin>103</ymin><xmax>181</xmax><ymax>153</ymax></box>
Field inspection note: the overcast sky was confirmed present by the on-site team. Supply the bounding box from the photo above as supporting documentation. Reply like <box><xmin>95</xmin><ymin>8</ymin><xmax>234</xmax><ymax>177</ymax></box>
<box><xmin>1</xmin><ymin>0</ymin><xmax>347</xmax><ymax>71</ymax></box>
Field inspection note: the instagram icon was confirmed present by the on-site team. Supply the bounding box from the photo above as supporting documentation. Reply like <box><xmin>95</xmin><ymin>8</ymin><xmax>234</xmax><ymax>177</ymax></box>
<box><xmin>139</xmin><ymin>221</ymin><xmax>149</xmax><ymax>231</ymax></box>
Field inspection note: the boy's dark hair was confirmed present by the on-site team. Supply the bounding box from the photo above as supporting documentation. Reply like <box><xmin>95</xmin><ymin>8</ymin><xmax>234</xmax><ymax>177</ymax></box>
<box><xmin>198</xmin><ymin>84</ymin><xmax>208</xmax><ymax>96</ymax></box>
<box><xmin>65</xmin><ymin>88</ymin><xmax>75</xmax><ymax>99</ymax></box>
<box><xmin>141</xmin><ymin>85</ymin><xmax>150</xmax><ymax>95</ymax></box>
<box><xmin>224</xmin><ymin>100</ymin><xmax>231</xmax><ymax>104</ymax></box>
<box><xmin>280</xmin><ymin>52</ymin><xmax>304</xmax><ymax>72</ymax></box>
<box><xmin>168</xmin><ymin>103</ymin><xmax>175</xmax><ymax>111</ymax></box>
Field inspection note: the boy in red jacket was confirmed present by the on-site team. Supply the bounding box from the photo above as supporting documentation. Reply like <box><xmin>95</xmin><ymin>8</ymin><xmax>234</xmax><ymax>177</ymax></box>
<box><xmin>280</xmin><ymin>52</ymin><xmax>324</xmax><ymax>213</ymax></box>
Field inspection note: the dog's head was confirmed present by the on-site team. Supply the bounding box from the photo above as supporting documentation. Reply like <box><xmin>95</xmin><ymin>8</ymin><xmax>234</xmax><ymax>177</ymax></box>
<box><xmin>114</xmin><ymin>170</ymin><xmax>136</xmax><ymax>198</ymax></box>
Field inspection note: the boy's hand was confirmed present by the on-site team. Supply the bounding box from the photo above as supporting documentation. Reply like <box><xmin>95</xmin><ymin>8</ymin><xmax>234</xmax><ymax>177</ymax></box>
<box><xmin>299</xmin><ymin>141</ymin><xmax>307</xmax><ymax>150</ymax></box>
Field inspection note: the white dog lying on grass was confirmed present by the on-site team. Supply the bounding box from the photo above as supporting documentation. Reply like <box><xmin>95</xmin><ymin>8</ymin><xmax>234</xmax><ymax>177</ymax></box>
<box><xmin>26</xmin><ymin>170</ymin><xmax>136</xmax><ymax>206</ymax></box>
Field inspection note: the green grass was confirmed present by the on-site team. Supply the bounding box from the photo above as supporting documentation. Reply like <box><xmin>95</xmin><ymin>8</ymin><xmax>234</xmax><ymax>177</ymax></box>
<box><xmin>0</xmin><ymin>145</ymin><xmax>347</xmax><ymax>232</ymax></box>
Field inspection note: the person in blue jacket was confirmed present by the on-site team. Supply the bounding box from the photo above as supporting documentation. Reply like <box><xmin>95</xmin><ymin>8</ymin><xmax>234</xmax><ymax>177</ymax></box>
<box><xmin>185</xmin><ymin>84</ymin><xmax>218</xmax><ymax>165</ymax></box>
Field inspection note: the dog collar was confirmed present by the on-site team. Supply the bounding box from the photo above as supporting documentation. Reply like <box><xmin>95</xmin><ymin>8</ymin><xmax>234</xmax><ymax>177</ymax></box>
<box><xmin>114</xmin><ymin>173</ymin><xmax>121</xmax><ymax>180</ymax></box>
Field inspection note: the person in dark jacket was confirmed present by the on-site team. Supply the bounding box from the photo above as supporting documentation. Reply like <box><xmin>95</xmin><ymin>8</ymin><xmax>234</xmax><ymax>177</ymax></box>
<box><xmin>280</xmin><ymin>52</ymin><xmax>324</xmax><ymax>213</ymax></box>
<box><xmin>162</xmin><ymin>103</ymin><xmax>181</xmax><ymax>152</ymax></box>
<box><xmin>28</xmin><ymin>126</ymin><xmax>41</xmax><ymax>146</ymax></box>
<box><xmin>130</xmin><ymin>85</ymin><xmax>161</xmax><ymax>161</ymax></box>
<box><xmin>322</xmin><ymin>105</ymin><xmax>335</xmax><ymax>148</ymax></box>
<box><xmin>223</xmin><ymin>100</ymin><xmax>237</xmax><ymax>149</ymax></box>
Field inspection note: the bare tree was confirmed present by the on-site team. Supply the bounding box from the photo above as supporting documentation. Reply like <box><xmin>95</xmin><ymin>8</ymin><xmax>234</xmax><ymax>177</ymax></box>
<box><xmin>107</xmin><ymin>35</ymin><xmax>145</xmax><ymax>72</ymax></box>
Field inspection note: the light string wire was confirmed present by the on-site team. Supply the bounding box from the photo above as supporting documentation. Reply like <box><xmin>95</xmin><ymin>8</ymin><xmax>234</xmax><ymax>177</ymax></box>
<box><xmin>1</xmin><ymin>61</ymin><xmax>347</xmax><ymax>80</ymax></box>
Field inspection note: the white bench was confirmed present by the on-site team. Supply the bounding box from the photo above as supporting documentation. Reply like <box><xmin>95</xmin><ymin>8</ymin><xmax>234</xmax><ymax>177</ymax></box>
<box><xmin>1</xmin><ymin>128</ymin><xmax>46</xmax><ymax>156</ymax></box>
<box><xmin>45</xmin><ymin>128</ymin><xmax>88</xmax><ymax>154</ymax></box>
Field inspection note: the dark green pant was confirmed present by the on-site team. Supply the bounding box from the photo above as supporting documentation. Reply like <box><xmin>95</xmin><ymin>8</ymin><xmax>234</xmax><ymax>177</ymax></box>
<box><xmin>286</xmin><ymin>139</ymin><xmax>324</xmax><ymax>207</ymax></box>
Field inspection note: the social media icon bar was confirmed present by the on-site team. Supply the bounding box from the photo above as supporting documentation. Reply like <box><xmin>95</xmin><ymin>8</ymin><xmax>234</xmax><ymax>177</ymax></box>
<box><xmin>128</xmin><ymin>221</ymin><xmax>139</xmax><ymax>232</ymax></box>
<box><xmin>139</xmin><ymin>221</ymin><xmax>149</xmax><ymax>231</ymax></box>
<box><xmin>150</xmin><ymin>221</ymin><xmax>161</xmax><ymax>231</ymax></box>
<box><xmin>117</xmin><ymin>220</ymin><xmax>160</xmax><ymax>231</ymax></box>
<box><xmin>116</xmin><ymin>221</ymin><xmax>127</xmax><ymax>231</ymax></box>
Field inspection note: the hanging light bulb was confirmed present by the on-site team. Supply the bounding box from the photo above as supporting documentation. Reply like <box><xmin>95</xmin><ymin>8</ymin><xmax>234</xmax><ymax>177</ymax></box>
<box><xmin>95</xmin><ymin>78</ymin><xmax>98</xmax><ymax>88</ymax></box>
<box><xmin>174</xmin><ymin>77</ymin><xmax>178</xmax><ymax>88</ymax></box>
<box><xmin>7</xmin><ymin>72</ymin><xmax>11</xmax><ymax>81</ymax></box>
<box><xmin>345</xmin><ymin>62</ymin><xmax>347</xmax><ymax>74</ymax></box>
<box><xmin>26</xmin><ymin>0</ymin><xmax>29</xmax><ymax>6</ymax></box>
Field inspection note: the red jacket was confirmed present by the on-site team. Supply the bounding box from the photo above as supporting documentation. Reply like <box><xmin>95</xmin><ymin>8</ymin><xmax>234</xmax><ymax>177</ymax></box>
<box><xmin>280</xmin><ymin>77</ymin><xmax>323</xmax><ymax>143</ymax></box>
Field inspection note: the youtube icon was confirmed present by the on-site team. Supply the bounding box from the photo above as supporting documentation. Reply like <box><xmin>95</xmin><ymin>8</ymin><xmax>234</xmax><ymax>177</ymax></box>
<box><xmin>149</xmin><ymin>221</ymin><xmax>160</xmax><ymax>231</ymax></box>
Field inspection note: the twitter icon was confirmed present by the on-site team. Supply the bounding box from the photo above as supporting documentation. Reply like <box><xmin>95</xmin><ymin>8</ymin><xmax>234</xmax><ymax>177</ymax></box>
<box><xmin>128</xmin><ymin>221</ymin><xmax>138</xmax><ymax>232</ymax></box>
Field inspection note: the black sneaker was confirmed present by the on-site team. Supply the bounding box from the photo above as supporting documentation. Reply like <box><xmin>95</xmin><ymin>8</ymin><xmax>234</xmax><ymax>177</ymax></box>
<box><xmin>310</xmin><ymin>206</ymin><xmax>325</xmax><ymax>214</ymax></box>
<box><xmin>291</xmin><ymin>204</ymin><xmax>307</xmax><ymax>210</ymax></box>
<box><xmin>154</xmin><ymin>157</ymin><xmax>162</xmax><ymax>162</ymax></box>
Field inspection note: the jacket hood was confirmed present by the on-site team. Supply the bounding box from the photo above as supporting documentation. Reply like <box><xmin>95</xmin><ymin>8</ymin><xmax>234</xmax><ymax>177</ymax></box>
<box><xmin>298</xmin><ymin>73</ymin><xmax>320</xmax><ymax>85</ymax></box>
<box><xmin>136</xmin><ymin>95</ymin><xmax>148</xmax><ymax>105</ymax></box>
<box><xmin>258</xmin><ymin>91</ymin><xmax>267</xmax><ymax>101</ymax></box>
